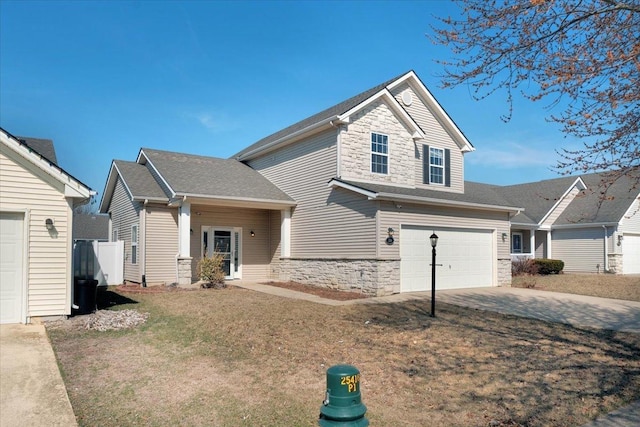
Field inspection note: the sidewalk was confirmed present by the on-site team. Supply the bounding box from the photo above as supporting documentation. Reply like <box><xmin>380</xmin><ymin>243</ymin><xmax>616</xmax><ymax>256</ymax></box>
<box><xmin>0</xmin><ymin>323</ymin><xmax>77</xmax><ymax>427</ymax></box>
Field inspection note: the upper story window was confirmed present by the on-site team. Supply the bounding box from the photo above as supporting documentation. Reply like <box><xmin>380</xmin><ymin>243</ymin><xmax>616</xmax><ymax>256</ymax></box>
<box><xmin>429</xmin><ymin>147</ymin><xmax>444</xmax><ymax>185</ymax></box>
<box><xmin>423</xmin><ymin>144</ymin><xmax>450</xmax><ymax>187</ymax></box>
<box><xmin>371</xmin><ymin>132</ymin><xmax>388</xmax><ymax>175</ymax></box>
<box><xmin>131</xmin><ymin>224</ymin><xmax>138</xmax><ymax>264</ymax></box>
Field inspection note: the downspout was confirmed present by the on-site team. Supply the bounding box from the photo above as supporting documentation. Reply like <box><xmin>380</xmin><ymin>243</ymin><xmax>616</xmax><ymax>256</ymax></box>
<box><xmin>602</xmin><ymin>225</ymin><xmax>609</xmax><ymax>272</ymax></box>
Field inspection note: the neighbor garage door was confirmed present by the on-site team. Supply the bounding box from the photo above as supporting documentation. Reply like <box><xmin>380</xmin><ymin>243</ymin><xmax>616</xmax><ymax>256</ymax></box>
<box><xmin>622</xmin><ymin>234</ymin><xmax>640</xmax><ymax>274</ymax></box>
<box><xmin>1</xmin><ymin>212</ymin><xmax>25</xmax><ymax>324</ymax></box>
<box><xmin>400</xmin><ymin>226</ymin><xmax>494</xmax><ymax>292</ymax></box>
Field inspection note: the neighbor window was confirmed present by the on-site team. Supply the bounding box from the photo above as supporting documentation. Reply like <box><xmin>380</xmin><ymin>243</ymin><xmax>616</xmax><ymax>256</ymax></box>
<box><xmin>511</xmin><ymin>232</ymin><xmax>523</xmax><ymax>254</ymax></box>
<box><xmin>429</xmin><ymin>147</ymin><xmax>444</xmax><ymax>184</ymax></box>
<box><xmin>131</xmin><ymin>224</ymin><xmax>138</xmax><ymax>264</ymax></box>
<box><xmin>371</xmin><ymin>132</ymin><xmax>388</xmax><ymax>174</ymax></box>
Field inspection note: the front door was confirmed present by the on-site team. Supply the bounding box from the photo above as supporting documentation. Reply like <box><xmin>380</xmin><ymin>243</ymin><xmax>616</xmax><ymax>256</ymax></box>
<box><xmin>202</xmin><ymin>227</ymin><xmax>241</xmax><ymax>279</ymax></box>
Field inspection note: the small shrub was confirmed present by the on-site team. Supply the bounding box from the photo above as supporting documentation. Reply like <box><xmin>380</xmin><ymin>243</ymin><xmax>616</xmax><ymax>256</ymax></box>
<box><xmin>512</xmin><ymin>258</ymin><xmax>539</xmax><ymax>276</ymax></box>
<box><xmin>196</xmin><ymin>252</ymin><xmax>227</xmax><ymax>288</ymax></box>
<box><xmin>533</xmin><ymin>258</ymin><xmax>564</xmax><ymax>275</ymax></box>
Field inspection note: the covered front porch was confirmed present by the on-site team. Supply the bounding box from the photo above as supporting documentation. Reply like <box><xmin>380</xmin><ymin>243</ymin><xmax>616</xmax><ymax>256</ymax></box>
<box><xmin>173</xmin><ymin>197</ymin><xmax>294</xmax><ymax>285</ymax></box>
<box><xmin>510</xmin><ymin>227</ymin><xmax>551</xmax><ymax>261</ymax></box>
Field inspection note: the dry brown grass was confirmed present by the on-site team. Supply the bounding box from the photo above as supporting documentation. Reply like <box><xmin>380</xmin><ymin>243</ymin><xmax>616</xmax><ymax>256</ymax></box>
<box><xmin>512</xmin><ymin>274</ymin><xmax>640</xmax><ymax>302</ymax></box>
<box><xmin>47</xmin><ymin>286</ymin><xmax>640</xmax><ymax>427</ymax></box>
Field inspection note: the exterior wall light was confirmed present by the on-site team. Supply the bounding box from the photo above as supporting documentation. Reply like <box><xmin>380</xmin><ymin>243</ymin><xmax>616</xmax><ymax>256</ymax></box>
<box><xmin>502</xmin><ymin>232</ymin><xmax>508</xmax><ymax>241</ymax></box>
<box><xmin>250</xmin><ymin>230</ymin><xmax>255</xmax><ymax>237</ymax></box>
<box><xmin>45</xmin><ymin>218</ymin><xmax>54</xmax><ymax>230</ymax></box>
<box><xmin>386</xmin><ymin>227</ymin><xmax>394</xmax><ymax>245</ymax></box>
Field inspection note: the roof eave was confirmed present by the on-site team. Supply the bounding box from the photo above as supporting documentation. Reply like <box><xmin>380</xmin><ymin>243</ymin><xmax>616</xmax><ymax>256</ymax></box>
<box><xmin>175</xmin><ymin>193</ymin><xmax>297</xmax><ymax>210</ymax></box>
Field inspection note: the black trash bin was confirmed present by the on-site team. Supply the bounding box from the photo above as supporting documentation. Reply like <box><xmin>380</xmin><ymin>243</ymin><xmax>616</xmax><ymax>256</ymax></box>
<box><xmin>73</xmin><ymin>278</ymin><xmax>99</xmax><ymax>315</ymax></box>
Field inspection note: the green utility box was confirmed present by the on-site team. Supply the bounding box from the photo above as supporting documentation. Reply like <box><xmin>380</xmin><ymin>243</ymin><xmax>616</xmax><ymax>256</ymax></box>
<box><xmin>319</xmin><ymin>364</ymin><xmax>369</xmax><ymax>426</ymax></box>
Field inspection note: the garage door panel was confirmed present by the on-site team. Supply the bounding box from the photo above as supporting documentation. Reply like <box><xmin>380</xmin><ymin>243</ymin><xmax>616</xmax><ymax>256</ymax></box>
<box><xmin>1</xmin><ymin>213</ymin><xmax>24</xmax><ymax>324</ymax></box>
<box><xmin>623</xmin><ymin>234</ymin><xmax>640</xmax><ymax>274</ymax></box>
<box><xmin>401</xmin><ymin>226</ymin><xmax>494</xmax><ymax>292</ymax></box>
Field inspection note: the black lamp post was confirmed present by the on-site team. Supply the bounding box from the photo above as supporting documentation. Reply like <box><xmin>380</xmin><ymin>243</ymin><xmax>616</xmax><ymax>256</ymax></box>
<box><xmin>429</xmin><ymin>232</ymin><xmax>438</xmax><ymax>317</ymax></box>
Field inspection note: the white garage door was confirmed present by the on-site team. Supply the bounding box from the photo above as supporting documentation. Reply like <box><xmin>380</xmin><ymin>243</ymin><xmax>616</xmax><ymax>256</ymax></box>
<box><xmin>1</xmin><ymin>212</ymin><xmax>25</xmax><ymax>324</ymax></box>
<box><xmin>400</xmin><ymin>226</ymin><xmax>494</xmax><ymax>292</ymax></box>
<box><xmin>622</xmin><ymin>234</ymin><xmax>640</xmax><ymax>274</ymax></box>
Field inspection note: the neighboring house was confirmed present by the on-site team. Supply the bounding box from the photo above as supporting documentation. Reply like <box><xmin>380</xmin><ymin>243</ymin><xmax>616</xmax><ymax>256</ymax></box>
<box><xmin>100</xmin><ymin>71</ymin><xmax>522</xmax><ymax>294</ymax></box>
<box><xmin>0</xmin><ymin>128</ymin><xmax>93</xmax><ymax>324</ymax></box>
<box><xmin>498</xmin><ymin>172</ymin><xmax>640</xmax><ymax>274</ymax></box>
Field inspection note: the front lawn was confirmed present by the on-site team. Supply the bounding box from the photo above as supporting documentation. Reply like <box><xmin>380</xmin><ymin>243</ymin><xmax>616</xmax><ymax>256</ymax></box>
<box><xmin>512</xmin><ymin>274</ymin><xmax>640</xmax><ymax>301</ymax></box>
<box><xmin>48</xmin><ymin>286</ymin><xmax>640</xmax><ymax>426</ymax></box>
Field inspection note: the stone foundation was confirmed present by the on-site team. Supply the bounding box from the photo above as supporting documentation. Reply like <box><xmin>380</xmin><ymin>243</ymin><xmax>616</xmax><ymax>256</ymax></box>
<box><xmin>608</xmin><ymin>253</ymin><xmax>623</xmax><ymax>274</ymax></box>
<box><xmin>177</xmin><ymin>257</ymin><xmax>193</xmax><ymax>286</ymax></box>
<box><xmin>278</xmin><ymin>258</ymin><xmax>401</xmax><ymax>296</ymax></box>
<box><xmin>498</xmin><ymin>259</ymin><xmax>512</xmax><ymax>286</ymax></box>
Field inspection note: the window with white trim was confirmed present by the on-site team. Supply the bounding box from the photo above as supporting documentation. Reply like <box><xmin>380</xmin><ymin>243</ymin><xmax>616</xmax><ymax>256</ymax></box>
<box><xmin>429</xmin><ymin>147</ymin><xmax>444</xmax><ymax>184</ymax></box>
<box><xmin>131</xmin><ymin>224</ymin><xmax>138</xmax><ymax>264</ymax></box>
<box><xmin>511</xmin><ymin>232</ymin><xmax>523</xmax><ymax>254</ymax></box>
<box><xmin>371</xmin><ymin>132</ymin><xmax>388</xmax><ymax>174</ymax></box>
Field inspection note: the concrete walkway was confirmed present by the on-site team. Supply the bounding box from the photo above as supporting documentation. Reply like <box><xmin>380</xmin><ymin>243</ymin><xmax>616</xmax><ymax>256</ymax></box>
<box><xmin>0</xmin><ymin>323</ymin><xmax>77</xmax><ymax>427</ymax></box>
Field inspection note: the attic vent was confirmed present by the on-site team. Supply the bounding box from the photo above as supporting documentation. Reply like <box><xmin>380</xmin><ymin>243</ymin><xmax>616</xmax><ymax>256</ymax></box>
<box><xmin>401</xmin><ymin>90</ymin><xmax>413</xmax><ymax>106</ymax></box>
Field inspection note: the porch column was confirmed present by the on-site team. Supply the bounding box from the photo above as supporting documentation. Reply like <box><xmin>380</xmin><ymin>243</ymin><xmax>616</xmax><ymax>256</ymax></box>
<box><xmin>546</xmin><ymin>230</ymin><xmax>552</xmax><ymax>258</ymax></box>
<box><xmin>281</xmin><ymin>208</ymin><xmax>291</xmax><ymax>258</ymax></box>
<box><xmin>177</xmin><ymin>201</ymin><xmax>192</xmax><ymax>285</ymax></box>
<box><xmin>530</xmin><ymin>232</ymin><xmax>535</xmax><ymax>258</ymax></box>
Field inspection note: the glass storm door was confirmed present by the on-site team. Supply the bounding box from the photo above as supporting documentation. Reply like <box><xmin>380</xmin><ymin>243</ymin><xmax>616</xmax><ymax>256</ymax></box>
<box><xmin>202</xmin><ymin>227</ymin><xmax>241</xmax><ymax>279</ymax></box>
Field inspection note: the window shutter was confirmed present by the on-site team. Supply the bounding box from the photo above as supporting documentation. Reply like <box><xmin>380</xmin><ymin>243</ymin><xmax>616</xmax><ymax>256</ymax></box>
<box><xmin>423</xmin><ymin>144</ymin><xmax>429</xmax><ymax>184</ymax></box>
<box><xmin>445</xmin><ymin>148</ymin><xmax>451</xmax><ymax>187</ymax></box>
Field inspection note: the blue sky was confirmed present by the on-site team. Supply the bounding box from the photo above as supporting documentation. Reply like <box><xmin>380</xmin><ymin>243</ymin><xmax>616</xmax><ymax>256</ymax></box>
<box><xmin>0</xmin><ymin>0</ymin><xmax>579</xmax><ymax>199</ymax></box>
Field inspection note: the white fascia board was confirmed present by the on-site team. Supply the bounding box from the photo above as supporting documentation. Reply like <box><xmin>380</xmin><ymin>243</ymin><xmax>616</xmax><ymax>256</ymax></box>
<box><xmin>178</xmin><ymin>194</ymin><xmax>297</xmax><ymax>210</ymax></box>
<box><xmin>112</xmin><ymin>162</ymin><xmax>136</xmax><ymax>202</ymax></box>
<box><xmin>618</xmin><ymin>192</ymin><xmax>640</xmax><ymax>226</ymax></box>
<box><xmin>328</xmin><ymin>179</ymin><xmax>379</xmax><ymax>199</ymax></box>
<box><xmin>139</xmin><ymin>149</ymin><xmax>176</xmax><ymax>198</ymax></box>
<box><xmin>551</xmin><ymin>221</ymin><xmax>619</xmax><ymax>230</ymax></box>
<box><xmin>375</xmin><ymin>192</ymin><xmax>522</xmax><ymax>214</ymax></box>
<box><xmin>98</xmin><ymin>163</ymin><xmax>118</xmax><ymax>213</ymax></box>
<box><xmin>1</xmin><ymin>130</ymin><xmax>93</xmax><ymax>199</ymax></box>
<box><xmin>388</xmin><ymin>71</ymin><xmax>474</xmax><ymax>153</ymax></box>
<box><xmin>538</xmin><ymin>177</ymin><xmax>587</xmax><ymax>225</ymax></box>
<box><xmin>236</xmin><ymin>116</ymin><xmax>341</xmax><ymax>161</ymax></box>
<box><xmin>337</xmin><ymin>90</ymin><xmax>425</xmax><ymax>140</ymax></box>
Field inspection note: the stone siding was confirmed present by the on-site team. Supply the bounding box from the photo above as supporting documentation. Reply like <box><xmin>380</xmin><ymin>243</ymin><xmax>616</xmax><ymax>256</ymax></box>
<box><xmin>278</xmin><ymin>258</ymin><xmax>401</xmax><ymax>296</ymax></box>
<box><xmin>177</xmin><ymin>257</ymin><xmax>193</xmax><ymax>285</ymax></box>
<box><xmin>498</xmin><ymin>259</ymin><xmax>512</xmax><ymax>286</ymax></box>
<box><xmin>608</xmin><ymin>253</ymin><xmax>623</xmax><ymax>274</ymax></box>
<box><xmin>340</xmin><ymin>100</ymin><xmax>415</xmax><ymax>186</ymax></box>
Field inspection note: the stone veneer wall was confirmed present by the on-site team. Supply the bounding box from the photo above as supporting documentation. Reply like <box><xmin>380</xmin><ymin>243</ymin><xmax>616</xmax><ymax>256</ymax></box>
<box><xmin>278</xmin><ymin>258</ymin><xmax>401</xmax><ymax>296</ymax></box>
<box><xmin>498</xmin><ymin>259</ymin><xmax>512</xmax><ymax>286</ymax></box>
<box><xmin>177</xmin><ymin>257</ymin><xmax>193</xmax><ymax>285</ymax></box>
<box><xmin>608</xmin><ymin>253</ymin><xmax>623</xmax><ymax>274</ymax></box>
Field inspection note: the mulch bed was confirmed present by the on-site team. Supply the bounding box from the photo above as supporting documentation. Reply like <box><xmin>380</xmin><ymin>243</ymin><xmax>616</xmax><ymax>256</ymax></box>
<box><xmin>261</xmin><ymin>281</ymin><xmax>370</xmax><ymax>301</ymax></box>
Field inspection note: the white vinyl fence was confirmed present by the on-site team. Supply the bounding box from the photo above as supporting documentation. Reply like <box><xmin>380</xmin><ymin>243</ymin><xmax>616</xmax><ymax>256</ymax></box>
<box><xmin>74</xmin><ymin>240</ymin><xmax>124</xmax><ymax>286</ymax></box>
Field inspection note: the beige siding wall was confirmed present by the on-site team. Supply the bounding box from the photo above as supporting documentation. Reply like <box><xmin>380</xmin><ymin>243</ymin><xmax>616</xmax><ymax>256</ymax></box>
<box><xmin>0</xmin><ymin>149</ymin><xmax>73</xmax><ymax>317</ymax></box>
<box><xmin>107</xmin><ymin>177</ymin><xmax>141</xmax><ymax>282</ymax></box>
<box><xmin>144</xmin><ymin>205</ymin><xmax>178</xmax><ymax>285</ymax></box>
<box><xmin>552</xmin><ymin>227</ymin><xmax>610</xmax><ymax>273</ymax></box>
<box><xmin>340</xmin><ymin>100</ymin><xmax>416</xmax><ymax>186</ymax></box>
<box><xmin>189</xmin><ymin>206</ymin><xmax>274</xmax><ymax>280</ymax></box>
<box><xmin>390</xmin><ymin>82</ymin><xmax>464</xmax><ymax>193</ymax></box>
<box><xmin>535</xmin><ymin>230</ymin><xmax>548</xmax><ymax>258</ymax></box>
<box><xmin>268</xmin><ymin>210</ymin><xmax>281</xmax><ymax>278</ymax></box>
<box><xmin>542</xmin><ymin>187</ymin><xmax>579</xmax><ymax>226</ymax></box>
<box><xmin>249</xmin><ymin>129</ymin><xmax>378</xmax><ymax>258</ymax></box>
<box><xmin>620</xmin><ymin>197</ymin><xmax>640</xmax><ymax>233</ymax></box>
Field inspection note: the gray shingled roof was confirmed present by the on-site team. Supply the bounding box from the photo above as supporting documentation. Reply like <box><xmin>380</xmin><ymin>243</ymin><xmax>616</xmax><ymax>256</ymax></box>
<box><xmin>114</xmin><ymin>160</ymin><xmax>168</xmax><ymax>200</ymax></box>
<box><xmin>17</xmin><ymin>136</ymin><xmax>58</xmax><ymax>165</ymax></box>
<box><xmin>232</xmin><ymin>71</ymin><xmax>412</xmax><ymax>159</ymax></box>
<box><xmin>335</xmin><ymin>179</ymin><xmax>521</xmax><ymax>211</ymax></box>
<box><xmin>73</xmin><ymin>214</ymin><xmax>109</xmax><ymax>240</ymax></box>
<box><xmin>555</xmin><ymin>171</ymin><xmax>639</xmax><ymax>224</ymax></box>
<box><xmin>495</xmin><ymin>170</ymin><xmax>639</xmax><ymax>225</ymax></box>
<box><xmin>141</xmin><ymin>148</ymin><xmax>294</xmax><ymax>203</ymax></box>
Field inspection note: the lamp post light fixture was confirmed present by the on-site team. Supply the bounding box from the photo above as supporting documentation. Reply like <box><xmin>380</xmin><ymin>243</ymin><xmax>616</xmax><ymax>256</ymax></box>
<box><xmin>429</xmin><ymin>232</ymin><xmax>438</xmax><ymax>317</ymax></box>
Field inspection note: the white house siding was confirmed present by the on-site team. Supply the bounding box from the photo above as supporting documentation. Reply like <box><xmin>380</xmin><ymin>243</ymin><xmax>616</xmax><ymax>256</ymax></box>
<box><xmin>620</xmin><ymin>197</ymin><xmax>640</xmax><ymax>234</ymax></box>
<box><xmin>268</xmin><ymin>210</ymin><xmax>281</xmax><ymax>279</ymax></box>
<box><xmin>619</xmin><ymin>196</ymin><xmax>640</xmax><ymax>274</ymax></box>
<box><xmin>378</xmin><ymin>202</ymin><xmax>512</xmax><ymax>288</ymax></box>
<box><xmin>339</xmin><ymin>100</ymin><xmax>416</xmax><ymax>187</ymax></box>
<box><xmin>189</xmin><ymin>206</ymin><xmax>273</xmax><ymax>280</ymax></box>
<box><xmin>0</xmin><ymin>149</ymin><xmax>72</xmax><ymax>318</ymax></box>
<box><xmin>552</xmin><ymin>227</ymin><xmax>611</xmax><ymax>273</ymax></box>
<box><xmin>144</xmin><ymin>205</ymin><xmax>178</xmax><ymax>285</ymax></box>
<box><xmin>108</xmin><ymin>177</ymin><xmax>141</xmax><ymax>283</ymax></box>
<box><xmin>390</xmin><ymin>82</ymin><xmax>464</xmax><ymax>193</ymax></box>
<box><xmin>249</xmin><ymin>129</ymin><xmax>378</xmax><ymax>258</ymax></box>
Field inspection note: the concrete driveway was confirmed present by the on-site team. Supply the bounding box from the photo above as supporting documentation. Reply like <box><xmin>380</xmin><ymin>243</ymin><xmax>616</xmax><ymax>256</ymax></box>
<box><xmin>0</xmin><ymin>323</ymin><xmax>77</xmax><ymax>427</ymax></box>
